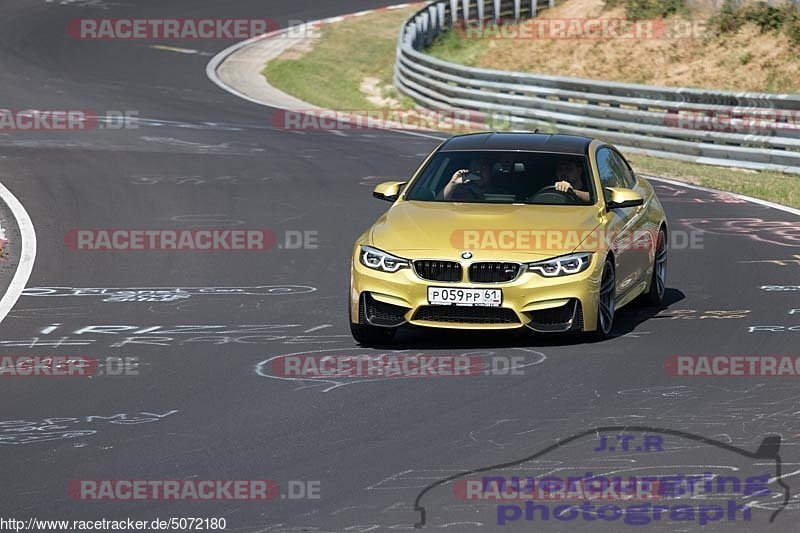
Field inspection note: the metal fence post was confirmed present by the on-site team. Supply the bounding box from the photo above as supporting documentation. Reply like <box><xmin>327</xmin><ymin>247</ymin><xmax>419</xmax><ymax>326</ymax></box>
<box><xmin>437</xmin><ymin>2</ymin><xmax>447</xmax><ymax>29</ymax></box>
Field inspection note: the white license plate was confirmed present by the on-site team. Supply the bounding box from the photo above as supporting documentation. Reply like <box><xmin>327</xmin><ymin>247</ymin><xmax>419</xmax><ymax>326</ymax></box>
<box><xmin>427</xmin><ymin>287</ymin><xmax>502</xmax><ymax>307</ymax></box>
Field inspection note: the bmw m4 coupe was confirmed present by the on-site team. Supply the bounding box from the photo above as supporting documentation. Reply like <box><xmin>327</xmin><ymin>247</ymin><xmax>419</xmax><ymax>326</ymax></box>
<box><xmin>350</xmin><ymin>133</ymin><xmax>667</xmax><ymax>344</ymax></box>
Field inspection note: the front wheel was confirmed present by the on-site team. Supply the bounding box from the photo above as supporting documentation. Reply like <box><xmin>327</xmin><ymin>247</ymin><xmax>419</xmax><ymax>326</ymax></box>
<box><xmin>350</xmin><ymin>322</ymin><xmax>396</xmax><ymax>346</ymax></box>
<box><xmin>594</xmin><ymin>257</ymin><xmax>616</xmax><ymax>339</ymax></box>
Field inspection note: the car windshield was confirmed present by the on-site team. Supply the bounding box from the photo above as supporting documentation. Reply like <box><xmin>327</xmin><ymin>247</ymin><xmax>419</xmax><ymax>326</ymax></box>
<box><xmin>404</xmin><ymin>150</ymin><xmax>594</xmax><ymax>205</ymax></box>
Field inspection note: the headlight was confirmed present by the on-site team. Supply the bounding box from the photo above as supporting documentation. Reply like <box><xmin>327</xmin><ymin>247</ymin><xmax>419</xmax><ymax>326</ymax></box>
<box><xmin>527</xmin><ymin>252</ymin><xmax>593</xmax><ymax>278</ymax></box>
<box><xmin>359</xmin><ymin>246</ymin><xmax>409</xmax><ymax>273</ymax></box>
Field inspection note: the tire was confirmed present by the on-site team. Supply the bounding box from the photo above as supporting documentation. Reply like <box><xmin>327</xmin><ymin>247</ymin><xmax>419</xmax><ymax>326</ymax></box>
<box><xmin>640</xmin><ymin>228</ymin><xmax>667</xmax><ymax>307</ymax></box>
<box><xmin>349</xmin><ymin>295</ymin><xmax>397</xmax><ymax>346</ymax></box>
<box><xmin>350</xmin><ymin>322</ymin><xmax>396</xmax><ymax>346</ymax></box>
<box><xmin>594</xmin><ymin>257</ymin><xmax>616</xmax><ymax>339</ymax></box>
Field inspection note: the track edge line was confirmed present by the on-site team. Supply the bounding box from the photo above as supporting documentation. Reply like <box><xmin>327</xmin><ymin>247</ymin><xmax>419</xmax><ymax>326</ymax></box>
<box><xmin>0</xmin><ymin>181</ymin><xmax>36</xmax><ymax>325</ymax></box>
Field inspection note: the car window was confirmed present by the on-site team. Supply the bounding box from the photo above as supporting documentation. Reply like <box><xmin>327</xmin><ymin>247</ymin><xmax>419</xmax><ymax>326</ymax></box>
<box><xmin>596</xmin><ymin>147</ymin><xmax>626</xmax><ymax>190</ymax></box>
<box><xmin>597</xmin><ymin>147</ymin><xmax>636</xmax><ymax>189</ymax></box>
<box><xmin>409</xmin><ymin>156</ymin><xmax>451</xmax><ymax>201</ymax></box>
<box><xmin>404</xmin><ymin>150</ymin><xmax>594</xmax><ymax>205</ymax></box>
<box><xmin>612</xmin><ymin>150</ymin><xmax>637</xmax><ymax>188</ymax></box>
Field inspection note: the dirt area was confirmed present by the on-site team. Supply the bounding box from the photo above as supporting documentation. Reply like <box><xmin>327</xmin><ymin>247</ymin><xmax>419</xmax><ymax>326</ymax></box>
<box><xmin>275</xmin><ymin>35</ymin><xmax>320</xmax><ymax>60</ymax></box>
<box><xmin>360</xmin><ymin>76</ymin><xmax>401</xmax><ymax>108</ymax></box>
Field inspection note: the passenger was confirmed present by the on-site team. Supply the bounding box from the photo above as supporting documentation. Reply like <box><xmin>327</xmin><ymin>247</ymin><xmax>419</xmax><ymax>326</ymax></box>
<box><xmin>438</xmin><ymin>158</ymin><xmax>496</xmax><ymax>201</ymax></box>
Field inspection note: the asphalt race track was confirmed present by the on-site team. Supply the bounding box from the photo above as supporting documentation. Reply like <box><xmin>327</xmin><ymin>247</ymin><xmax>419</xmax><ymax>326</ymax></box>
<box><xmin>0</xmin><ymin>1</ymin><xmax>799</xmax><ymax>532</ymax></box>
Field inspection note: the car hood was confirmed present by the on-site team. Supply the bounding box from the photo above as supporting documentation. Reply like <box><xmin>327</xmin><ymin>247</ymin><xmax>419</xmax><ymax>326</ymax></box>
<box><xmin>368</xmin><ymin>201</ymin><xmax>603</xmax><ymax>261</ymax></box>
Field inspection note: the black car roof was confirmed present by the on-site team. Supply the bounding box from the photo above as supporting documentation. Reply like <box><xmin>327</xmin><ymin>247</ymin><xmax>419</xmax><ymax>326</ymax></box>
<box><xmin>439</xmin><ymin>132</ymin><xmax>593</xmax><ymax>155</ymax></box>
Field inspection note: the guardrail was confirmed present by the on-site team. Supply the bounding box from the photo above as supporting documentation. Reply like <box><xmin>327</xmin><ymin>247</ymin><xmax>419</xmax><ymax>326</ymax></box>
<box><xmin>394</xmin><ymin>0</ymin><xmax>800</xmax><ymax>174</ymax></box>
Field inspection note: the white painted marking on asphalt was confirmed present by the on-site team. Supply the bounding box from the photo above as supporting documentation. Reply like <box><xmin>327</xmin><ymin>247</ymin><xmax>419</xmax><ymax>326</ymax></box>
<box><xmin>0</xmin><ymin>181</ymin><xmax>36</xmax><ymax>326</ymax></box>
<box><xmin>256</xmin><ymin>347</ymin><xmax>547</xmax><ymax>392</ymax></box>
<box><xmin>303</xmin><ymin>324</ymin><xmax>332</xmax><ymax>333</ymax></box>
<box><xmin>386</xmin><ymin>129</ymin><xmax>446</xmax><ymax>141</ymax></box>
<box><xmin>149</xmin><ymin>44</ymin><xmax>213</xmax><ymax>57</ymax></box>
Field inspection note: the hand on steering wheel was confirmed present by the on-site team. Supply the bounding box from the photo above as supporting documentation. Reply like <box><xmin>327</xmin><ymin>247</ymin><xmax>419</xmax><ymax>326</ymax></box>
<box><xmin>554</xmin><ymin>180</ymin><xmax>579</xmax><ymax>196</ymax></box>
<box><xmin>535</xmin><ymin>184</ymin><xmax>579</xmax><ymax>201</ymax></box>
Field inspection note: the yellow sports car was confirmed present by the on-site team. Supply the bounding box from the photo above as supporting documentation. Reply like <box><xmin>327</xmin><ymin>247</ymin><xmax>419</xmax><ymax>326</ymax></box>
<box><xmin>350</xmin><ymin>133</ymin><xmax>667</xmax><ymax>344</ymax></box>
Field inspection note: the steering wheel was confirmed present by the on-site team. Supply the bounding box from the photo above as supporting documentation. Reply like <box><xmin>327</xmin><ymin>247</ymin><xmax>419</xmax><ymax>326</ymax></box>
<box><xmin>527</xmin><ymin>185</ymin><xmax>579</xmax><ymax>204</ymax></box>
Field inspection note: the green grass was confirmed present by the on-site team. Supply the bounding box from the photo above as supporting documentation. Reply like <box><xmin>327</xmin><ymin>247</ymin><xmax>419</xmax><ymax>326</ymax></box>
<box><xmin>626</xmin><ymin>154</ymin><xmax>800</xmax><ymax>208</ymax></box>
<box><xmin>763</xmin><ymin>64</ymin><xmax>797</xmax><ymax>94</ymax></box>
<box><xmin>263</xmin><ymin>8</ymin><xmax>416</xmax><ymax>110</ymax></box>
<box><xmin>425</xmin><ymin>29</ymin><xmax>486</xmax><ymax>65</ymax></box>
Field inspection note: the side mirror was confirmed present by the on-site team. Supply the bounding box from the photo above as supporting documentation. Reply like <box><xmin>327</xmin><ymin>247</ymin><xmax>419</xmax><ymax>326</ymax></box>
<box><xmin>373</xmin><ymin>181</ymin><xmax>407</xmax><ymax>202</ymax></box>
<box><xmin>605</xmin><ymin>187</ymin><xmax>644</xmax><ymax>209</ymax></box>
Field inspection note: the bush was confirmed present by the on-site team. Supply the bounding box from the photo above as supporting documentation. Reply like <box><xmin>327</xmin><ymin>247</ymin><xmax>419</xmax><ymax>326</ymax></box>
<box><xmin>604</xmin><ymin>0</ymin><xmax>684</xmax><ymax>19</ymax></box>
<box><xmin>709</xmin><ymin>0</ymin><xmax>800</xmax><ymax>48</ymax></box>
<box><xmin>744</xmin><ymin>2</ymin><xmax>785</xmax><ymax>33</ymax></box>
<box><xmin>785</xmin><ymin>4</ymin><xmax>800</xmax><ymax>47</ymax></box>
<box><xmin>708</xmin><ymin>0</ymin><xmax>744</xmax><ymax>34</ymax></box>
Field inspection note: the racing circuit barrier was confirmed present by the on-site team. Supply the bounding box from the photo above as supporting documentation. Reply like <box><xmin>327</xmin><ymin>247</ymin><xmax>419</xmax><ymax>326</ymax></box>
<box><xmin>394</xmin><ymin>0</ymin><xmax>800</xmax><ymax>174</ymax></box>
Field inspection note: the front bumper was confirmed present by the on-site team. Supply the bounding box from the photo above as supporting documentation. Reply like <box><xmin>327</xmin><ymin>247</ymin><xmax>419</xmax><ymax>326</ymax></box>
<box><xmin>350</xmin><ymin>251</ymin><xmax>604</xmax><ymax>332</ymax></box>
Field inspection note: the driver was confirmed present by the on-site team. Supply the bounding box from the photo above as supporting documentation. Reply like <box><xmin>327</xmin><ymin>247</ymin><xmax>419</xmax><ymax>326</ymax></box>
<box><xmin>438</xmin><ymin>158</ymin><xmax>497</xmax><ymax>201</ymax></box>
<box><xmin>554</xmin><ymin>159</ymin><xmax>591</xmax><ymax>203</ymax></box>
